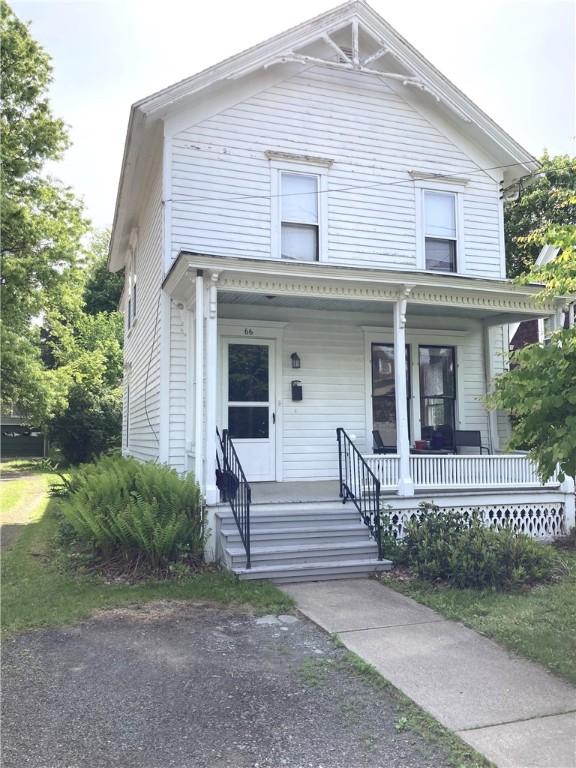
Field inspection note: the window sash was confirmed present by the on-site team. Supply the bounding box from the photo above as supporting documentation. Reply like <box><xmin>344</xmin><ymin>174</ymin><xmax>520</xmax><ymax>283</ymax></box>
<box><xmin>281</xmin><ymin>172</ymin><xmax>318</xmax><ymax>225</ymax></box>
<box><xmin>281</xmin><ymin>222</ymin><xmax>319</xmax><ymax>261</ymax></box>
<box><xmin>418</xmin><ymin>345</ymin><xmax>456</xmax><ymax>430</ymax></box>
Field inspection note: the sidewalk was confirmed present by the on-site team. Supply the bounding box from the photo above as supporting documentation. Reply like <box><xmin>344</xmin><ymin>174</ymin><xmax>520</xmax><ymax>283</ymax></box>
<box><xmin>283</xmin><ymin>579</ymin><xmax>576</xmax><ymax>768</ymax></box>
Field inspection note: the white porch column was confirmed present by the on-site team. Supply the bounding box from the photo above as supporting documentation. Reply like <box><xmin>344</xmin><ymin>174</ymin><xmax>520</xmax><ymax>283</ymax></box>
<box><xmin>204</xmin><ymin>273</ymin><xmax>219</xmax><ymax>505</ymax></box>
<box><xmin>560</xmin><ymin>474</ymin><xmax>575</xmax><ymax>533</ymax></box>
<box><xmin>483</xmin><ymin>324</ymin><xmax>500</xmax><ymax>453</ymax></box>
<box><xmin>194</xmin><ymin>272</ymin><xmax>204</xmax><ymax>488</ymax></box>
<box><xmin>394</xmin><ymin>292</ymin><xmax>414</xmax><ymax>496</ymax></box>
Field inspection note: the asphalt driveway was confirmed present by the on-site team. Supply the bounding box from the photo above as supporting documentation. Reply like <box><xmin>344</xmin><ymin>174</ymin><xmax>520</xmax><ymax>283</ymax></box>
<box><xmin>2</xmin><ymin>601</ymin><xmax>452</xmax><ymax>768</ymax></box>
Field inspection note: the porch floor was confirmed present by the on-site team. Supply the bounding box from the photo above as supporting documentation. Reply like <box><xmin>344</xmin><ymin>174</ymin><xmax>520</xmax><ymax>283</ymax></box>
<box><xmin>249</xmin><ymin>480</ymin><xmax>559</xmax><ymax>505</ymax></box>
<box><xmin>251</xmin><ymin>481</ymin><xmax>340</xmax><ymax>504</ymax></box>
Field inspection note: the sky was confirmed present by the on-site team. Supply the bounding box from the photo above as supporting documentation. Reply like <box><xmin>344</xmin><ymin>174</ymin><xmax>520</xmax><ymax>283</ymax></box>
<box><xmin>13</xmin><ymin>0</ymin><xmax>576</xmax><ymax>229</ymax></box>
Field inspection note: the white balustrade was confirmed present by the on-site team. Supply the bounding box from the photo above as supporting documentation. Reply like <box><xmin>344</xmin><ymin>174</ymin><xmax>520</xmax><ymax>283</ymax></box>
<box><xmin>364</xmin><ymin>453</ymin><xmax>559</xmax><ymax>491</ymax></box>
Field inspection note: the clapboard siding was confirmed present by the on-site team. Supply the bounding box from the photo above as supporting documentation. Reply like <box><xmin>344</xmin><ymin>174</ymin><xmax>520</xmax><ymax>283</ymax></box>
<box><xmin>168</xmin><ymin>301</ymin><xmax>188</xmax><ymax>472</ymax></box>
<box><xmin>170</xmin><ymin>66</ymin><xmax>503</xmax><ymax>276</ymax></box>
<box><xmin>123</xmin><ymin>167</ymin><xmax>163</xmax><ymax>462</ymax></box>
<box><xmin>215</xmin><ymin>310</ymin><xmax>490</xmax><ymax>481</ymax></box>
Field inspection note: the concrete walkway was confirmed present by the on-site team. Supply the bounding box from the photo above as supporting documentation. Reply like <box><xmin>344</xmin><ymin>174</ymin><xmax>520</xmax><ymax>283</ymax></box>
<box><xmin>283</xmin><ymin>579</ymin><xmax>576</xmax><ymax>768</ymax></box>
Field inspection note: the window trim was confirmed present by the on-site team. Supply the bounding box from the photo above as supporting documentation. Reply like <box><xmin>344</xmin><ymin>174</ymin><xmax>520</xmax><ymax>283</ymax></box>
<box><xmin>270</xmin><ymin>160</ymin><xmax>329</xmax><ymax>263</ymax></box>
<box><xmin>414</xmin><ymin>179</ymin><xmax>466</xmax><ymax>274</ymax></box>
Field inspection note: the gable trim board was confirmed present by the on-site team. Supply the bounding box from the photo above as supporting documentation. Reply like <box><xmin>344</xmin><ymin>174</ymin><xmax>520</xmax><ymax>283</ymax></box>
<box><xmin>109</xmin><ymin>0</ymin><xmax>538</xmax><ymax>272</ymax></box>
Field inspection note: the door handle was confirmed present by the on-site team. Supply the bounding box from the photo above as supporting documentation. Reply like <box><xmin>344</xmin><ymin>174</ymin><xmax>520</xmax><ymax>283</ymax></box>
<box><xmin>272</xmin><ymin>412</ymin><xmax>276</xmax><ymax>425</ymax></box>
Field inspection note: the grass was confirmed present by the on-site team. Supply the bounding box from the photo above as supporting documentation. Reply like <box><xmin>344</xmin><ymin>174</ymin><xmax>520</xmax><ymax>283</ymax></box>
<box><xmin>1</xmin><ymin>472</ymin><xmax>293</xmax><ymax>637</ymax></box>
<box><xmin>381</xmin><ymin>549</ymin><xmax>576</xmax><ymax>684</ymax></box>
<box><xmin>298</xmin><ymin>649</ymin><xmax>492</xmax><ymax>768</ymax></box>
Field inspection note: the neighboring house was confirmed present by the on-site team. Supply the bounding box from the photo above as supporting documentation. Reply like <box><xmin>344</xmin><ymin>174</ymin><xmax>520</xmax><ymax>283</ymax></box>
<box><xmin>509</xmin><ymin>245</ymin><xmax>574</xmax><ymax>351</ymax></box>
<box><xmin>1</xmin><ymin>409</ymin><xmax>45</xmax><ymax>458</ymax></box>
<box><xmin>109</xmin><ymin>0</ymin><xmax>574</xmax><ymax>580</ymax></box>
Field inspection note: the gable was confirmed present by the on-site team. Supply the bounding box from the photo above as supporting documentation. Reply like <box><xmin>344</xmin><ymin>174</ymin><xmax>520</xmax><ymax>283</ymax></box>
<box><xmin>110</xmin><ymin>0</ymin><xmax>537</xmax><ymax>270</ymax></box>
<box><xmin>169</xmin><ymin>65</ymin><xmax>504</xmax><ymax>278</ymax></box>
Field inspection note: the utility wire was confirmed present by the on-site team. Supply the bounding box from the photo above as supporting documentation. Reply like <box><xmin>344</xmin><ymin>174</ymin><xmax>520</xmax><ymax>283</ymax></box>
<box><xmin>164</xmin><ymin>161</ymin><xmax>536</xmax><ymax>206</ymax></box>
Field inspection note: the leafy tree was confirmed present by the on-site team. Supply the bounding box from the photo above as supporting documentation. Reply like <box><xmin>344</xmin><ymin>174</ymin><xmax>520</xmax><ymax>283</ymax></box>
<box><xmin>83</xmin><ymin>229</ymin><xmax>124</xmax><ymax>315</ymax></box>
<box><xmin>505</xmin><ymin>153</ymin><xmax>576</xmax><ymax>278</ymax></box>
<box><xmin>0</xmin><ymin>1</ymin><xmax>89</xmax><ymax>415</ymax></box>
<box><xmin>491</xmin><ymin>225</ymin><xmax>576</xmax><ymax>480</ymax></box>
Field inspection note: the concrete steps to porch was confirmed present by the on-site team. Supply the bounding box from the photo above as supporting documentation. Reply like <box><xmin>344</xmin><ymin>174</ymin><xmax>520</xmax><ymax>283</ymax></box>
<box><xmin>214</xmin><ymin>500</ymin><xmax>391</xmax><ymax>583</ymax></box>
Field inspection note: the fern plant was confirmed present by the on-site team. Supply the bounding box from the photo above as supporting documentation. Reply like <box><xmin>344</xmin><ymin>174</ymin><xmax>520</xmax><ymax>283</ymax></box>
<box><xmin>59</xmin><ymin>456</ymin><xmax>205</xmax><ymax>568</ymax></box>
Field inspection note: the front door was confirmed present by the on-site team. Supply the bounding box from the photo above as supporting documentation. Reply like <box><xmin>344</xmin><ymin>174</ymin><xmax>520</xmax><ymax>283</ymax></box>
<box><xmin>223</xmin><ymin>339</ymin><xmax>276</xmax><ymax>481</ymax></box>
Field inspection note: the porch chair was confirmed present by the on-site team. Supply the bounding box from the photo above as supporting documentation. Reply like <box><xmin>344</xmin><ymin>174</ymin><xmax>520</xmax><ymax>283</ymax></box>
<box><xmin>453</xmin><ymin>430</ymin><xmax>490</xmax><ymax>454</ymax></box>
<box><xmin>372</xmin><ymin>430</ymin><xmax>396</xmax><ymax>454</ymax></box>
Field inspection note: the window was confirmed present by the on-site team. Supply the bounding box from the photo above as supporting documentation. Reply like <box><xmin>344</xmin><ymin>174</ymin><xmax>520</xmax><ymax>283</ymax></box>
<box><xmin>371</xmin><ymin>343</ymin><xmax>411</xmax><ymax>447</ymax></box>
<box><xmin>280</xmin><ymin>172</ymin><xmax>319</xmax><ymax>262</ymax></box>
<box><xmin>424</xmin><ymin>191</ymin><xmax>457</xmax><ymax>272</ymax></box>
<box><xmin>419</xmin><ymin>346</ymin><xmax>456</xmax><ymax>434</ymax></box>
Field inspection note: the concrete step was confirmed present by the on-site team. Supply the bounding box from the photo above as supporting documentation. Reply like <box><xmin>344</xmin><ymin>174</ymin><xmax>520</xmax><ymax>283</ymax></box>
<box><xmin>233</xmin><ymin>558</ymin><xmax>392</xmax><ymax>583</ymax></box>
<box><xmin>215</xmin><ymin>507</ymin><xmax>358</xmax><ymax>530</ymax></box>
<box><xmin>225</xmin><ymin>540</ymin><xmax>379</xmax><ymax>568</ymax></box>
<box><xmin>220</xmin><ymin>524</ymin><xmax>368</xmax><ymax>548</ymax></box>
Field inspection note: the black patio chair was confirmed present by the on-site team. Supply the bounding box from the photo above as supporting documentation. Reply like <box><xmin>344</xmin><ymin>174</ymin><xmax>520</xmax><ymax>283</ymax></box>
<box><xmin>454</xmin><ymin>430</ymin><xmax>490</xmax><ymax>454</ymax></box>
<box><xmin>372</xmin><ymin>430</ymin><xmax>397</xmax><ymax>454</ymax></box>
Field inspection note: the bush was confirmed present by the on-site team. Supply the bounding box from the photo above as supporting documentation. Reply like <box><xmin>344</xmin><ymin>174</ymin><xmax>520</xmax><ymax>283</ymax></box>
<box><xmin>403</xmin><ymin>504</ymin><xmax>555</xmax><ymax>590</ymax></box>
<box><xmin>58</xmin><ymin>455</ymin><xmax>205</xmax><ymax>568</ymax></box>
<box><xmin>48</xmin><ymin>384</ymin><xmax>122</xmax><ymax>465</ymax></box>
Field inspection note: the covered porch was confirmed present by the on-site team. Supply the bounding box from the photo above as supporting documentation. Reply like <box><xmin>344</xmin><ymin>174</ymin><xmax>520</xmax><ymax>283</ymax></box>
<box><xmin>163</xmin><ymin>252</ymin><xmax>568</xmax><ymax>503</ymax></box>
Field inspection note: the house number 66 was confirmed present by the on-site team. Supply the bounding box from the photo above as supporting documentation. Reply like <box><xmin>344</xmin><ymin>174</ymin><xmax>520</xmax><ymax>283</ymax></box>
<box><xmin>244</xmin><ymin>328</ymin><xmax>254</xmax><ymax>336</ymax></box>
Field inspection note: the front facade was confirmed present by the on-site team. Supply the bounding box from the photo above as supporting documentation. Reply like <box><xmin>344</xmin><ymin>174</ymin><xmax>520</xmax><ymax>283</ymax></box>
<box><xmin>110</xmin><ymin>2</ymin><xmax>574</xmax><ymax>573</ymax></box>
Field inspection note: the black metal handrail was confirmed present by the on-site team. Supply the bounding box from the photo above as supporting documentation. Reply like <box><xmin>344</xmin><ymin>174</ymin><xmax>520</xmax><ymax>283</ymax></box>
<box><xmin>337</xmin><ymin>427</ymin><xmax>383</xmax><ymax>560</ymax></box>
<box><xmin>216</xmin><ymin>428</ymin><xmax>251</xmax><ymax>569</ymax></box>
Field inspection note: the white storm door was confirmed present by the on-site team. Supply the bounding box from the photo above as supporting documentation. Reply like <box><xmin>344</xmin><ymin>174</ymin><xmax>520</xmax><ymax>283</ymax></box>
<box><xmin>223</xmin><ymin>339</ymin><xmax>276</xmax><ymax>481</ymax></box>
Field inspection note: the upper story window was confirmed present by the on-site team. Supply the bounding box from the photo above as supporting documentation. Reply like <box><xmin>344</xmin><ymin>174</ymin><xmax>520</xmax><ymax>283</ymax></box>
<box><xmin>126</xmin><ymin>231</ymin><xmax>138</xmax><ymax>330</ymax></box>
<box><xmin>412</xmin><ymin>173</ymin><xmax>467</xmax><ymax>275</ymax></box>
<box><xmin>267</xmin><ymin>152</ymin><xmax>332</xmax><ymax>263</ymax></box>
<box><xmin>281</xmin><ymin>172</ymin><xmax>319</xmax><ymax>262</ymax></box>
<box><xmin>424</xmin><ymin>191</ymin><xmax>457</xmax><ymax>272</ymax></box>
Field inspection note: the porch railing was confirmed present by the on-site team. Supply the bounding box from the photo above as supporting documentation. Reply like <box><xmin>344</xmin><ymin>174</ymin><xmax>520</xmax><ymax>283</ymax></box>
<box><xmin>337</xmin><ymin>428</ymin><xmax>383</xmax><ymax>560</ymax></box>
<box><xmin>217</xmin><ymin>428</ymin><xmax>251</xmax><ymax>569</ymax></box>
<box><xmin>365</xmin><ymin>453</ymin><xmax>560</xmax><ymax>491</ymax></box>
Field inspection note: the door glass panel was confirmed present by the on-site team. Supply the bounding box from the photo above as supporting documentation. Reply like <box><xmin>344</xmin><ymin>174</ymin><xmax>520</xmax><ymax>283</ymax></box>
<box><xmin>228</xmin><ymin>407</ymin><xmax>269</xmax><ymax>439</ymax></box>
<box><xmin>419</xmin><ymin>346</ymin><xmax>455</xmax><ymax>397</ymax></box>
<box><xmin>228</xmin><ymin>344</ymin><xmax>269</xmax><ymax>402</ymax></box>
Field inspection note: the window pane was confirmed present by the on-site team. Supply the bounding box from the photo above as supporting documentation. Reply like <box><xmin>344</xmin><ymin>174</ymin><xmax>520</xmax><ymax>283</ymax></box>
<box><xmin>228</xmin><ymin>407</ymin><xmax>269</xmax><ymax>439</ymax></box>
<box><xmin>281</xmin><ymin>173</ymin><xmax>318</xmax><ymax>224</ymax></box>
<box><xmin>371</xmin><ymin>344</ymin><xmax>410</xmax><ymax>397</ymax></box>
<box><xmin>228</xmin><ymin>344</ymin><xmax>268</xmax><ymax>402</ymax></box>
<box><xmin>281</xmin><ymin>223</ymin><xmax>318</xmax><ymax>261</ymax></box>
<box><xmin>425</xmin><ymin>238</ymin><xmax>456</xmax><ymax>272</ymax></box>
<box><xmin>373</xmin><ymin>397</ymin><xmax>397</xmax><ymax>446</ymax></box>
<box><xmin>419</xmin><ymin>346</ymin><xmax>455</xmax><ymax>398</ymax></box>
<box><xmin>425</xmin><ymin>191</ymin><xmax>456</xmax><ymax>238</ymax></box>
<box><xmin>420</xmin><ymin>399</ymin><xmax>455</xmax><ymax>430</ymax></box>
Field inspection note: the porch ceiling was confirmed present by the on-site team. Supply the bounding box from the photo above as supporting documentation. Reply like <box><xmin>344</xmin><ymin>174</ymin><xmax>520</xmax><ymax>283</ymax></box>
<box><xmin>164</xmin><ymin>251</ymin><xmax>565</xmax><ymax>325</ymax></box>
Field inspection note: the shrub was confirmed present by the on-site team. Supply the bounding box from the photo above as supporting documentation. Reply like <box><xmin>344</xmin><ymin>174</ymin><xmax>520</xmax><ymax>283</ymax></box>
<box><xmin>49</xmin><ymin>384</ymin><xmax>122</xmax><ymax>465</ymax></box>
<box><xmin>58</xmin><ymin>455</ymin><xmax>205</xmax><ymax>568</ymax></box>
<box><xmin>403</xmin><ymin>503</ymin><xmax>555</xmax><ymax>589</ymax></box>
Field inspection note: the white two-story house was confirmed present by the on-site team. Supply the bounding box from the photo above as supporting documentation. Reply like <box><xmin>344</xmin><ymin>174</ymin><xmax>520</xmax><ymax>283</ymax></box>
<box><xmin>109</xmin><ymin>1</ymin><xmax>574</xmax><ymax>581</ymax></box>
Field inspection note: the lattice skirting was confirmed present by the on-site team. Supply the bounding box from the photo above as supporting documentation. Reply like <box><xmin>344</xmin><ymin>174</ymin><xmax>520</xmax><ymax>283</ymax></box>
<box><xmin>386</xmin><ymin>502</ymin><xmax>566</xmax><ymax>540</ymax></box>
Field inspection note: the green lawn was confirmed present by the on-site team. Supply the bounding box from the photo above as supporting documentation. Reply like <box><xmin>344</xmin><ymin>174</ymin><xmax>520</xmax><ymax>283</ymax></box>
<box><xmin>381</xmin><ymin>550</ymin><xmax>576</xmax><ymax>684</ymax></box>
<box><xmin>1</xmin><ymin>472</ymin><xmax>293</xmax><ymax>637</ymax></box>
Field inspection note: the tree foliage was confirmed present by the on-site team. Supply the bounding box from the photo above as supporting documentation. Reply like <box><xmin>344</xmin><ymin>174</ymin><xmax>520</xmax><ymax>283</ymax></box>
<box><xmin>491</xmin><ymin>225</ymin><xmax>576</xmax><ymax>481</ymax></box>
<box><xmin>83</xmin><ymin>229</ymin><xmax>124</xmax><ymax>315</ymax></box>
<box><xmin>1</xmin><ymin>1</ymin><xmax>90</xmax><ymax>416</ymax></box>
<box><xmin>504</xmin><ymin>153</ymin><xmax>576</xmax><ymax>278</ymax></box>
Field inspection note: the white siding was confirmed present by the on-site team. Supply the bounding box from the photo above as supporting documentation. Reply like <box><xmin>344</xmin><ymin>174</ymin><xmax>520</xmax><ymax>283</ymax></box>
<box><xmin>217</xmin><ymin>307</ymin><xmax>491</xmax><ymax>481</ymax></box>
<box><xmin>168</xmin><ymin>301</ymin><xmax>189</xmax><ymax>472</ymax></box>
<box><xmin>171</xmin><ymin>67</ymin><xmax>503</xmax><ymax>277</ymax></box>
<box><xmin>123</xmin><ymin>167</ymin><xmax>163</xmax><ymax>462</ymax></box>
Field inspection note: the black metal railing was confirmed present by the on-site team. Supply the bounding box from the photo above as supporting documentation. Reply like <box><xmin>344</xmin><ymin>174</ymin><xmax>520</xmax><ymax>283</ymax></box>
<box><xmin>216</xmin><ymin>428</ymin><xmax>251</xmax><ymax>569</ymax></box>
<box><xmin>337</xmin><ymin>427</ymin><xmax>383</xmax><ymax>560</ymax></box>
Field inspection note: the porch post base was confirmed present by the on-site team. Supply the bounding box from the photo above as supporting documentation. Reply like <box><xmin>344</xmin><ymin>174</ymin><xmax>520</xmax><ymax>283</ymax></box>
<box><xmin>205</xmin><ymin>484</ymin><xmax>219</xmax><ymax>506</ymax></box>
<box><xmin>560</xmin><ymin>476</ymin><xmax>575</xmax><ymax>532</ymax></box>
<box><xmin>396</xmin><ymin>478</ymin><xmax>415</xmax><ymax>497</ymax></box>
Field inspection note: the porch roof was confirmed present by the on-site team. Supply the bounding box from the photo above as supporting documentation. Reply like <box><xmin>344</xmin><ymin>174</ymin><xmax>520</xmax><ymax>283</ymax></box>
<box><xmin>164</xmin><ymin>251</ymin><xmax>566</xmax><ymax>325</ymax></box>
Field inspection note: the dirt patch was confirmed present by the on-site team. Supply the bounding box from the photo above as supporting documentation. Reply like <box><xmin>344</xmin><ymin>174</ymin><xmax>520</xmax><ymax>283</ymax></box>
<box><xmin>2</xmin><ymin>602</ymin><xmax>452</xmax><ymax>768</ymax></box>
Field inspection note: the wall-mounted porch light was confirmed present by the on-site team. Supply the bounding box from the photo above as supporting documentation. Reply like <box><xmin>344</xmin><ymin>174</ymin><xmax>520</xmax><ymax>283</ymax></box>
<box><xmin>290</xmin><ymin>352</ymin><xmax>301</xmax><ymax>369</ymax></box>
